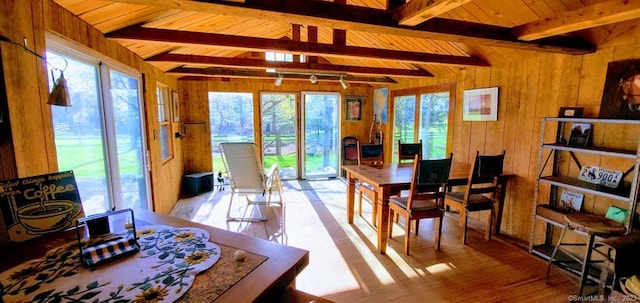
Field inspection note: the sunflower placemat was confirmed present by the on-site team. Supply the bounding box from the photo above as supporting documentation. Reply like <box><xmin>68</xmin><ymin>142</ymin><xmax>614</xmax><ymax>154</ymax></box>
<box><xmin>0</xmin><ymin>225</ymin><xmax>221</xmax><ymax>302</ymax></box>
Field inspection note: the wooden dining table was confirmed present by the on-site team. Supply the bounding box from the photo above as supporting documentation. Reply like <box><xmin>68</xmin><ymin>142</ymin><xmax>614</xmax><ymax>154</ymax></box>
<box><xmin>343</xmin><ymin>162</ymin><xmax>511</xmax><ymax>254</ymax></box>
<box><xmin>0</xmin><ymin>209</ymin><xmax>310</xmax><ymax>303</ymax></box>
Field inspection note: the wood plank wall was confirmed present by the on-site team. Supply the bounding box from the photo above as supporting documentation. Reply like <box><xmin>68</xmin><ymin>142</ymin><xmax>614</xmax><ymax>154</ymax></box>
<box><xmin>0</xmin><ymin>0</ymin><xmax>183</xmax><ymax>219</ymax></box>
<box><xmin>388</xmin><ymin>42</ymin><xmax>640</xmax><ymax>243</ymax></box>
<box><xmin>3</xmin><ymin>0</ymin><xmax>640</xmax><ymax>244</ymax></box>
<box><xmin>179</xmin><ymin>78</ymin><xmax>373</xmax><ymax>175</ymax></box>
<box><xmin>179</xmin><ymin>26</ymin><xmax>640</xmax><ymax>243</ymax></box>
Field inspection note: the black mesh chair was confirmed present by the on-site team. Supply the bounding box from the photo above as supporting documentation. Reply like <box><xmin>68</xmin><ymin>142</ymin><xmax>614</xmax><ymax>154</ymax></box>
<box><xmin>444</xmin><ymin>150</ymin><xmax>505</xmax><ymax>244</ymax></box>
<box><xmin>389</xmin><ymin>154</ymin><xmax>452</xmax><ymax>254</ymax></box>
<box><xmin>357</xmin><ymin>141</ymin><xmax>384</xmax><ymax>225</ymax></box>
<box><xmin>398</xmin><ymin>140</ymin><xmax>423</xmax><ymax>163</ymax></box>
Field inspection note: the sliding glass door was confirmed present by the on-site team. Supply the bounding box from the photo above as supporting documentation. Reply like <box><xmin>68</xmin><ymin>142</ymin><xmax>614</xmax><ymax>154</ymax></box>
<box><xmin>301</xmin><ymin>92</ymin><xmax>339</xmax><ymax>179</ymax></box>
<box><xmin>107</xmin><ymin>69</ymin><xmax>149</xmax><ymax>210</ymax></box>
<box><xmin>260</xmin><ymin>93</ymin><xmax>297</xmax><ymax>180</ymax></box>
<box><xmin>208</xmin><ymin>92</ymin><xmax>255</xmax><ymax>176</ymax></box>
<box><xmin>46</xmin><ymin>49</ymin><xmax>150</xmax><ymax>214</ymax></box>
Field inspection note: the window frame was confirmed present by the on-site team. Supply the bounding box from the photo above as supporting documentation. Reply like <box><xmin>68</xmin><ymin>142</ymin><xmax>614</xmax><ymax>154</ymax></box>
<box><xmin>390</xmin><ymin>83</ymin><xmax>456</xmax><ymax>161</ymax></box>
<box><xmin>156</xmin><ymin>83</ymin><xmax>173</xmax><ymax>163</ymax></box>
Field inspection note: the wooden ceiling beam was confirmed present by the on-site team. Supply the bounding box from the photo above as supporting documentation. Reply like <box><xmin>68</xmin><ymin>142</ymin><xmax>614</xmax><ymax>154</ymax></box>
<box><xmin>108</xmin><ymin>26</ymin><xmax>489</xmax><ymax>67</ymax></box>
<box><xmin>104</xmin><ymin>0</ymin><xmax>594</xmax><ymax>54</ymax></box>
<box><xmin>168</xmin><ymin>67</ymin><xmax>398</xmax><ymax>84</ymax></box>
<box><xmin>147</xmin><ymin>53</ymin><xmax>434</xmax><ymax>77</ymax></box>
<box><xmin>394</xmin><ymin>0</ymin><xmax>472</xmax><ymax>26</ymax></box>
<box><xmin>516</xmin><ymin>0</ymin><xmax>640</xmax><ymax>41</ymax></box>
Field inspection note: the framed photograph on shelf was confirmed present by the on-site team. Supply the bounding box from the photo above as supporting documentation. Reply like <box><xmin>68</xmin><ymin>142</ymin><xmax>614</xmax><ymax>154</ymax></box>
<box><xmin>171</xmin><ymin>90</ymin><xmax>180</xmax><ymax>122</ymax></box>
<box><xmin>558</xmin><ymin>107</ymin><xmax>584</xmax><ymax>118</ymax></box>
<box><xmin>345</xmin><ymin>95</ymin><xmax>363</xmax><ymax>121</ymax></box>
<box><xmin>568</xmin><ymin>123</ymin><xmax>591</xmax><ymax>146</ymax></box>
<box><xmin>559</xmin><ymin>190</ymin><xmax>584</xmax><ymax>212</ymax></box>
<box><xmin>463</xmin><ymin>87</ymin><xmax>499</xmax><ymax>121</ymax></box>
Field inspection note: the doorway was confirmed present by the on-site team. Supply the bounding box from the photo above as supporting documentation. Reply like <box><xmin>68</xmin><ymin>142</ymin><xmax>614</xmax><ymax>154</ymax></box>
<box><xmin>301</xmin><ymin>92</ymin><xmax>340</xmax><ymax>179</ymax></box>
<box><xmin>46</xmin><ymin>49</ymin><xmax>150</xmax><ymax>215</ymax></box>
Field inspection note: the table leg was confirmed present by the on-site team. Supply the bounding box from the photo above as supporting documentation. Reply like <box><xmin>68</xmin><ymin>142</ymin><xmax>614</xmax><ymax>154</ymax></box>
<box><xmin>377</xmin><ymin>186</ymin><xmax>390</xmax><ymax>254</ymax></box>
<box><xmin>495</xmin><ymin>180</ymin><xmax>507</xmax><ymax>235</ymax></box>
<box><xmin>347</xmin><ymin>172</ymin><xmax>356</xmax><ymax>224</ymax></box>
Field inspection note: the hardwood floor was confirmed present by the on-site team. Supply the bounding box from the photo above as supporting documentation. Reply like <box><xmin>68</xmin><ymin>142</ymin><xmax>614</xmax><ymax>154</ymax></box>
<box><xmin>170</xmin><ymin>179</ymin><xmax>576</xmax><ymax>302</ymax></box>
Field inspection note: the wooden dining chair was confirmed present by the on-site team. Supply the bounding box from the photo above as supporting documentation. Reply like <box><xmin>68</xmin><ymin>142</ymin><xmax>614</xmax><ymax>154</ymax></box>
<box><xmin>443</xmin><ymin>150</ymin><xmax>505</xmax><ymax>244</ymax></box>
<box><xmin>388</xmin><ymin>154</ymin><xmax>452</xmax><ymax>254</ymax></box>
<box><xmin>397</xmin><ymin>140</ymin><xmax>423</xmax><ymax>163</ymax></box>
<box><xmin>356</xmin><ymin>142</ymin><xmax>384</xmax><ymax>225</ymax></box>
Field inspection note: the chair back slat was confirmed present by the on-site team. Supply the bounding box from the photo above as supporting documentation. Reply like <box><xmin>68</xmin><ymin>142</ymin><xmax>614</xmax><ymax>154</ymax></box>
<box><xmin>358</xmin><ymin>141</ymin><xmax>384</xmax><ymax>166</ymax></box>
<box><xmin>463</xmin><ymin>150</ymin><xmax>506</xmax><ymax>202</ymax></box>
<box><xmin>342</xmin><ymin>136</ymin><xmax>359</xmax><ymax>162</ymax></box>
<box><xmin>398</xmin><ymin>140</ymin><xmax>423</xmax><ymax>163</ymax></box>
<box><xmin>408</xmin><ymin>154</ymin><xmax>453</xmax><ymax>209</ymax></box>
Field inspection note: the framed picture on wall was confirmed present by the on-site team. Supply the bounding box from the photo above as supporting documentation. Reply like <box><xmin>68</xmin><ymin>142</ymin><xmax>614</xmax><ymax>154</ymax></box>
<box><xmin>373</xmin><ymin>87</ymin><xmax>388</xmax><ymax>123</ymax></box>
<box><xmin>171</xmin><ymin>90</ymin><xmax>180</xmax><ymax>122</ymax></box>
<box><xmin>345</xmin><ymin>95</ymin><xmax>363</xmax><ymax>121</ymax></box>
<box><xmin>599</xmin><ymin>59</ymin><xmax>640</xmax><ymax>120</ymax></box>
<box><xmin>463</xmin><ymin>87</ymin><xmax>499</xmax><ymax>121</ymax></box>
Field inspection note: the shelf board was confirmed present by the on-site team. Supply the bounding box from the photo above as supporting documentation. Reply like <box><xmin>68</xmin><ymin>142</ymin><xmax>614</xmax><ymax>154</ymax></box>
<box><xmin>542</xmin><ymin>143</ymin><xmax>637</xmax><ymax>159</ymax></box>
<box><xmin>531</xmin><ymin>244</ymin><xmax>608</xmax><ymax>284</ymax></box>
<box><xmin>535</xmin><ymin>205</ymin><xmax>570</xmax><ymax>226</ymax></box>
<box><xmin>539</xmin><ymin>175</ymin><xmax>632</xmax><ymax>201</ymax></box>
<box><xmin>544</xmin><ymin>117</ymin><xmax>640</xmax><ymax>125</ymax></box>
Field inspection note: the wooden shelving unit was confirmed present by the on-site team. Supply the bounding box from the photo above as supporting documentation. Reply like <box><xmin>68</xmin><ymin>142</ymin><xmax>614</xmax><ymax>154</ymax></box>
<box><xmin>529</xmin><ymin>117</ymin><xmax>640</xmax><ymax>262</ymax></box>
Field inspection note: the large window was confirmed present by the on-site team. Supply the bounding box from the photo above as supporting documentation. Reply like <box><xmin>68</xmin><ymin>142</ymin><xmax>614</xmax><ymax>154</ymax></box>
<box><xmin>46</xmin><ymin>44</ymin><xmax>150</xmax><ymax>215</ymax></box>
<box><xmin>208</xmin><ymin>92</ymin><xmax>255</xmax><ymax>175</ymax></box>
<box><xmin>392</xmin><ymin>85</ymin><xmax>453</xmax><ymax>160</ymax></box>
<box><xmin>156</xmin><ymin>84</ymin><xmax>172</xmax><ymax>161</ymax></box>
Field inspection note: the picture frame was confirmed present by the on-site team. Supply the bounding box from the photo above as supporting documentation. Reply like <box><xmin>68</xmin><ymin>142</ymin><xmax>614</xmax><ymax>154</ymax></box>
<box><xmin>568</xmin><ymin>123</ymin><xmax>591</xmax><ymax>146</ymax></box>
<box><xmin>558</xmin><ymin>107</ymin><xmax>584</xmax><ymax>118</ymax></box>
<box><xmin>171</xmin><ymin>90</ymin><xmax>180</xmax><ymax>122</ymax></box>
<box><xmin>463</xmin><ymin>87</ymin><xmax>499</xmax><ymax>121</ymax></box>
<box><xmin>345</xmin><ymin>95</ymin><xmax>363</xmax><ymax>121</ymax></box>
<box><xmin>373</xmin><ymin>87</ymin><xmax>388</xmax><ymax>123</ymax></box>
<box><xmin>559</xmin><ymin>190</ymin><xmax>584</xmax><ymax>212</ymax></box>
<box><xmin>599</xmin><ymin>59</ymin><xmax>640</xmax><ymax>120</ymax></box>
<box><xmin>0</xmin><ymin>171</ymin><xmax>84</xmax><ymax>242</ymax></box>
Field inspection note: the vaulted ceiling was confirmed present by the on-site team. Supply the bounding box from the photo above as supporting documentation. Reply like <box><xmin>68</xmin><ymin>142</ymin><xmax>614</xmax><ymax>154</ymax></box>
<box><xmin>54</xmin><ymin>0</ymin><xmax>640</xmax><ymax>84</ymax></box>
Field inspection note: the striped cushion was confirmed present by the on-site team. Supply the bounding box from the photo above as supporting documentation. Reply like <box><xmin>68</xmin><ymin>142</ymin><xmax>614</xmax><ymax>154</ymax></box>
<box><xmin>82</xmin><ymin>237</ymin><xmax>139</xmax><ymax>268</ymax></box>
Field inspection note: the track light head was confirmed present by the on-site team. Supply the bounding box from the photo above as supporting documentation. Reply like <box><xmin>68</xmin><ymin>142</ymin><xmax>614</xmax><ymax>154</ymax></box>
<box><xmin>339</xmin><ymin>74</ymin><xmax>348</xmax><ymax>90</ymax></box>
<box><xmin>274</xmin><ymin>73</ymin><xmax>283</xmax><ymax>86</ymax></box>
<box><xmin>309</xmin><ymin>74</ymin><xmax>318</xmax><ymax>84</ymax></box>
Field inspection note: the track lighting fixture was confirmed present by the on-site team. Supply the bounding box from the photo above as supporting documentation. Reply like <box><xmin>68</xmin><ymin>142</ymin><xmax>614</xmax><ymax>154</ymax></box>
<box><xmin>309</xmin><ymin>74</ymin><xmax>318</xmax><ymax>84</ymax></box>
<box><xmin>274</xmin><ymin>73</ymin><xmax>283</xmax><ymax>86</ymax></box>
<box><xmin>339</xmin><ymin>74</ymin><xmax>348</xmax><ymax>90</ymax></box>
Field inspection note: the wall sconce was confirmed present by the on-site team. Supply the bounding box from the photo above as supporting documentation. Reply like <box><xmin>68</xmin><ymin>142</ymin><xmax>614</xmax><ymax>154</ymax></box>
<box><xmin>47</xmin><ymin>70</ymin><xmax>71</xmax><ymax>106</ymax></box>
<box><xmin>309</xmin><ymin>74</ymin><xmax>318</xmax><ymax>84</ymax></box>
<box><xmin>274</xmin><ymin>73</ymin><xmax>283</xmax><ymax>86</ymax></box>
<box><xmin>339</xmin><ymin>74</ymin><xmax>349</xmax><ymax>90</ymax></box>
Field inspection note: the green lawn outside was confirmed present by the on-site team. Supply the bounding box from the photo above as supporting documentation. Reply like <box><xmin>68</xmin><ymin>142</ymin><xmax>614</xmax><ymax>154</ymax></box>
<box><xmin>55</xmin><ymin>137</ymin><xmax>141</xmax><ymax>177</ymax></box>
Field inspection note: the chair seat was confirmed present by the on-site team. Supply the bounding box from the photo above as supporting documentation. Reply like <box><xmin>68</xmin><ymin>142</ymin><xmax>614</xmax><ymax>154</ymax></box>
<box><xmin>390</xmin><ymin>196</ymin><xmax>440</xmax><ymax>212</ymax></box>
<box><xmin>565</xmin><ymin>212</ymin><xmax>627</xmax><ymax>236</ymax></box>
<box><xmin>445</xmin><ymin>191</ymin><xmax>494</xmax><ymax>211</ymax></box>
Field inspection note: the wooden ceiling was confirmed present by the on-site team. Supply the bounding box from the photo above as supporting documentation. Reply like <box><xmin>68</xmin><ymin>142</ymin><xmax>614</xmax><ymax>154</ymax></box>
<box><xmin>53</xmin><ymin>0</ymin><xmax>640</xmax><ymax>84</ymax></box>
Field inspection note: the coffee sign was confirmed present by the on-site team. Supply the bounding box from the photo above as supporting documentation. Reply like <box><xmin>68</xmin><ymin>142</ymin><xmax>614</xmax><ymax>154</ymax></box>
<box><xmin>0</xmin><ymin>171</ymin><xmax>84</xmax><ymax>242</ymax></box>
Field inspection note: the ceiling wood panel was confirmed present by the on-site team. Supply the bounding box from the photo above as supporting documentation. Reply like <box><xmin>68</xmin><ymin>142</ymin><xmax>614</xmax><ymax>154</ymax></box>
<box><xmin>50</xmin><ymin>0</ymin><xmax>640</xmax><ymax>83</ymax></box>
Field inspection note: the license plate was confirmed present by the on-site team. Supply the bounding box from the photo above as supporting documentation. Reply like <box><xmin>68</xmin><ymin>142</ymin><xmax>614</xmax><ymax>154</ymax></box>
<box><xmin>578</xmin><ymin>165</ymin><xmax>623</xmax><ymax>188</ymax></box>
